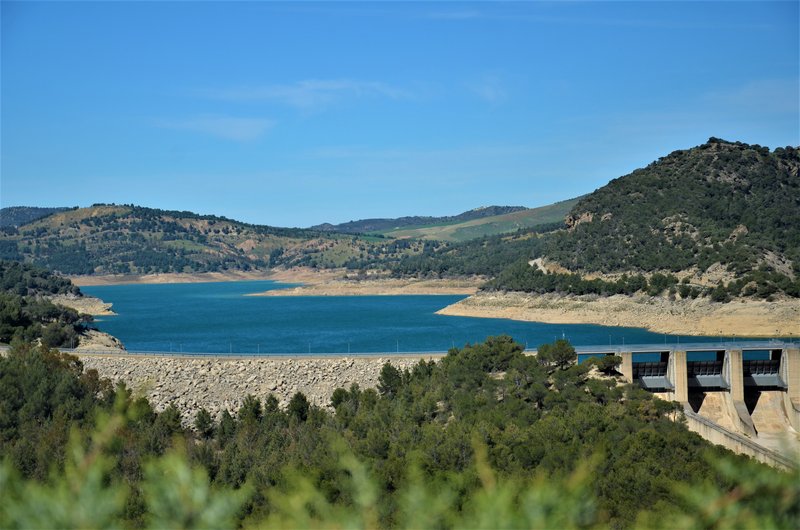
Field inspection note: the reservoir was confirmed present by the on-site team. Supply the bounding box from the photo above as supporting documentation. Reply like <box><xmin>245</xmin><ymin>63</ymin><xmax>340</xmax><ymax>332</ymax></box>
<box><xmin>83</xmin><ymin>280</ymin><xmax>781</xmax><ymax>355</ymax></box>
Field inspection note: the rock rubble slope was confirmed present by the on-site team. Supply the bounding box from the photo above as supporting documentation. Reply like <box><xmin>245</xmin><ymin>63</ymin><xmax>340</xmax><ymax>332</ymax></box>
<box><xmin>79</xmin><ymin>354</ymin><xmax>433</xmax><ymax>424</ymax></box>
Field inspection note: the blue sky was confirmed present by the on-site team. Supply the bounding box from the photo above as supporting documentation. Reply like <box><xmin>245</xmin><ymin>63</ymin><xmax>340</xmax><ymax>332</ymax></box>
<box><xmin>2</xmin><ymin>1</ymin><xmax>798</xmax><ymax>227</ymax></box>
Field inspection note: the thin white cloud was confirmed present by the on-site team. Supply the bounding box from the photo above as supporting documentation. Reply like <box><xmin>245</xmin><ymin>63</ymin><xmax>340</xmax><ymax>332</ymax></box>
<box><xmin>198</xmin><ymin>79</ymin><xmax>410</xmax><ymax>108</ymax></box>
<box><xmin>421</xmin><ymin>5</ymin><xmax>771</xmax><ymax>31</ymax></box>
<box><xmin>707</xmin><ymin>79</ymin><xmax>799</xmax><ymax>115</ymax></box>
<box><xmin>467</xmin><ymin>76</ymin><xmax>508</xmax><ymax>104</ymax></box>
<box><xmin>425</xmin><ymin>10</ymin><xmax>483</xmax><ymax>20</ymax></box>
<box><xmin>308</xmin><ymin>144</ymin><xmax>543</xmax><ymax>161</ymax></box>
<box><xmin>153</xmin><ymin>115</ymin><xmax>275</xmax><ymax>141</ymax></box>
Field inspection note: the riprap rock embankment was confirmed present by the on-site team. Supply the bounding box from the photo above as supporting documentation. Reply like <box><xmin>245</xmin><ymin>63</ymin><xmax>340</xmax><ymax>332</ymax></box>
<box><xmin>78</xmin><ymin>354</ymin><xmax>435</xmax><ymax>424</ymax></box>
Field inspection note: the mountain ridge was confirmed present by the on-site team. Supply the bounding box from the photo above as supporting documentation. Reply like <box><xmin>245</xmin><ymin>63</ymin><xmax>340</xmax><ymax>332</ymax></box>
<box><xmin>0</xmin><ymin>199</ymin><xmax>574</xmax><ymax>276</ymax></box>
<box><xmin>0</xmin><ymin>203</ymin><xmax>431</xmax><ymax>275</ymax></box>
<box><xmin>309</xmin><ymin>205</ymin><xmax>528</xmax><ymax>234</ymax></box>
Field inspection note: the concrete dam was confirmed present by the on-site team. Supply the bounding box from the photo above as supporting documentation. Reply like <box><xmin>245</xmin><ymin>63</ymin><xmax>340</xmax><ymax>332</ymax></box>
<box><xmin>577</xmin><ymin>341</ymin><xmax>799</xmax><ymax>469</ymax></box>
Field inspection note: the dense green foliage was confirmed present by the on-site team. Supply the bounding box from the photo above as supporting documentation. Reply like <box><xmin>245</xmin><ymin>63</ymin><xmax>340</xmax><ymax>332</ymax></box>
<box><xmin>0</xmin><ymin>261</ymin><xmax>88</xmax><ymax>347</ymax></box>
<box><xmin>485</xmin><ymin>258</ymin><xmax>800</xmax><ymax>301</ymax></box>
<box><xmin>2</xmin><ymin>339</ymin><xmax>797</xmax><ymax>529</ymax></box>
<box><xmin>486</xmin><ymin>260</ymin><xmax>649</xmax><ymax>296</ymax></box>
<box><xmin>0</xmin><ymin>293</ymin><xmax>83</xmax><ymax>347</ymax></box>
<box><xmin>0</xmin><ymin>345</ymin><xmax>110</xmax><ymax>478</ymax></box>
<box><xmin>0</xmin><ymin>260</ymin><xmax>79</xmax><ymax>296</ymax></box>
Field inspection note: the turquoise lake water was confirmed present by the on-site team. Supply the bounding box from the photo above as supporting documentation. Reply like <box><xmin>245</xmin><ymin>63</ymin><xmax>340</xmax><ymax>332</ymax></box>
<box><xmin>82</xmin><ymin>280</ymin><xmax>781</xmax><ymax>355</ymax></box>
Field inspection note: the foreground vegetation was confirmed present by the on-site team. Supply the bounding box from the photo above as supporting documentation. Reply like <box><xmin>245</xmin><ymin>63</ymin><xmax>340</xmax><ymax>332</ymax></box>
<box><xmin>1</xmin><ymin>338</ymin><xmax>797</xmax><ymax>529</ymax></box>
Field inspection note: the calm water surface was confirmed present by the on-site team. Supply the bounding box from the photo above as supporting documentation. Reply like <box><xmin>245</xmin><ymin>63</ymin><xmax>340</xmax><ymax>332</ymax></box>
<box><xmin>82</xmin><ymin>280</ymin><xmax>781</xmax><ymax>355</ymax></box>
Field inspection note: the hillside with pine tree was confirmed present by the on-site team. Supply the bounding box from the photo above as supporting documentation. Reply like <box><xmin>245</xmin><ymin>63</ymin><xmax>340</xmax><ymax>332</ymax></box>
<box><xmin>394</xmin><ymin>139</ymin><xmax>800</xmax><ymax>300</ymax></box>
<box><xmin>0</xmin><ymin>204</ymin><xmax>431</xmax><ymax>275</ymax></box>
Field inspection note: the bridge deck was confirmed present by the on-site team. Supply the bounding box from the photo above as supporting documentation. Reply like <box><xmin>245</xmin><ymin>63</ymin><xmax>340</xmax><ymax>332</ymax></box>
<box><xmin>575</xmin><ymin>340</ymin><xmax>793</xmax><ymax>355</ymax></box>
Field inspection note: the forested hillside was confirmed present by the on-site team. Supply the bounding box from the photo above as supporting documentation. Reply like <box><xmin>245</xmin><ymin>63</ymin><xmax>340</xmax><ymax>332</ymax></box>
<box><xmin>2</xmin><ymin>338</ymin><xmax>797</xmax><ymax>528</ymax></box>
<box><xmin>393</xmin><ymin>139</ymin><xmax>800</xmax><ymax>299</ymax></box>
<box><xmin>390</xmin><ymin>223</ymin><xmax>560</xmax><ymax>277</ymax></box>
<box><xmin>549</xmin><ymin>138</ymin><xmax>799</xmax><ymax>275</ymax></box>
<box><xmin>0</xmin><ymin>205</ymin><xmax>429</xmax><ymax>275</ymax></box>
<box><xmin>0</xmin><ymin>202</ymin><xmax>566</xmax><ymax>277</ymax></box>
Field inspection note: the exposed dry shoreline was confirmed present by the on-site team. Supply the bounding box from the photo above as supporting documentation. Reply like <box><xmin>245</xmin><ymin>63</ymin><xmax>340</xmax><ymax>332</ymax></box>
<box><xmin>438</xmin><ymin>292</ymin><xmax>800</xmax><ymax>338</ymax></box>
<box><xmin>51</xmin><ymin>294</ymin><xmax>116</xmax><ymax>316</ymax></box>
<box><xmin>70</xmin><ymin>270</ymin><xmax>275</xmax><ymax>286</ymax></box>
<box><xmin>250</xmin><ymin>276</ymin><xmax>480</xmax><ymax>296</ymax></box>
<box><xmin>69</xmin><ymin>267</ymin><xmax>482</xmax><ymax>296</ymax></box>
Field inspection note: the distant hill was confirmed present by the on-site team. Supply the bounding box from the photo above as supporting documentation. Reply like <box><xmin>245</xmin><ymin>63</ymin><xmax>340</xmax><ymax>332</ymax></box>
<box><xmin>0</xmin><ymin>206</ymin><xmax>73</xmax><ymax>228</ymax></box>
<box><xmin>382</xmin><ymin>198</ymin><xmax>580</xmax><ymax>242</ymax></box>
<box><xmin>394</xmin><ymin>139</ymin><xmax>800</xmax><ymax>300</ymax></box>
<box><xmin>310</xmin><ymin>205</ymin><xmax>528</xmax><ymax>234</ymax></box>
<box><xmin>0</xmin><ymin>204</ymin><xmax>429</xmax><ymax>275</ymax></box>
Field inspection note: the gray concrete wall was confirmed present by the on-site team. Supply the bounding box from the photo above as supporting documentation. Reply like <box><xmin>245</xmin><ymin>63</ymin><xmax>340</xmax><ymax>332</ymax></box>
<box><xmin>669</xmin><ymin>350</ymin><xmax>688</xmax><ymax>403</ymax></box>
<box><xmin>683</xmin><ymin>408</ymin><xmax>796</xmax><ymax>471</ymax></box>
<box><xmin>620</xmin><ymin>351</ymin><xmax>633</xmax><ymax>383</ymax></box>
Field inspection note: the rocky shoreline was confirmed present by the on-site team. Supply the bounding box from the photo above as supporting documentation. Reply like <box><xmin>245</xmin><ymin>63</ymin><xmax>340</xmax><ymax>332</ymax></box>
<box><xmin>70</xmin><ymin>270</ymin><xmax>275</xmax><ymax>286</ymax></box>
<box><xmin>78</xmin><ymin>354</ymin><xmax>440</xmax><ymax>425</ymax></box>
<box><xmin>251</xmin><ymin>277</ymin><xmax>480</xmax><ymax>296</ymax></box>
<box><xmin>438</xmin><ymin>292</ymin><xmax>800</xmax><ymax>337</ymax></box>
<box><xmin>51</xmin><ymin>294</ymin><xmax>116</xmax><ymax>316</ymax></box>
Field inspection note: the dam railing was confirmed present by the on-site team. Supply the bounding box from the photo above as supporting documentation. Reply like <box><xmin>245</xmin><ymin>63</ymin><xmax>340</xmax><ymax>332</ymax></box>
<box><xmin>18</xmin><ymin>347</ymin><xmax>451</xmax><ymax>359</ymax></box>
